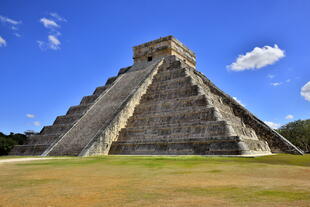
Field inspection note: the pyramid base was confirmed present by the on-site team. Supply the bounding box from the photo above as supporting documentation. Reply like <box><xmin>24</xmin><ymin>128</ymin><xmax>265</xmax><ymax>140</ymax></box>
<box><xmin>9</xmin><ymin>144</ymin><xmax>49</xmax><ymax>156</ymax></box>
<box><xmin>109</xmin><ymin>136</ymin><xmax>271</xmax><ymax>156</ymax></box>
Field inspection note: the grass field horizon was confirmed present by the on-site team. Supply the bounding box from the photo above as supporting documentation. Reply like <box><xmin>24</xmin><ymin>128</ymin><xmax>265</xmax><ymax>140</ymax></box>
<box><xmin>1</xmin><ymin>154</ymin><xmax>310</xmax><ymax>207</ymax></box>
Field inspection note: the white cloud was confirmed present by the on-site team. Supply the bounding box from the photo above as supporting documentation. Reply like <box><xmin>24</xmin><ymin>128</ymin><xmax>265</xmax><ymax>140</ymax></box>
<box><xmin>271</xmin><ymin>82</ymin><xmax>282</xmax><ymax>86</ymax></box>
<box><xmin>48</xmin><ymin>35</ymin><xmax>60</xmax><ymax>46</ymax></box>
<box><xmin>0</xmin><ymin>15</ymin><xmax>21</xmax><ymax>25</ymax></box>
<box><xmin>40</xmin><ymin>17</ymin><xmax>59</xmax><ymax>28</ymax></box>
<box><xmin>285</xmin><ymin>114</ymin><xmax>294</xmax><ymax>120</ymax></box>
<box><xmin>49</xmin><ymin>12</ymin><xmax>67</xmax><ymax>22</ymax></box>
<box><xmin>37</xmin><ymin>35</ymin><xmax>61</xmax><ymax>50</ymax></box>
<box><xmin>270</xmin><ymin>79</ymin><xmax>290</xmax><ymax>87</ymax></box>
<box><xmin>233</xmin><ymin>97</ymin><xmax>245</xmax><ymax>107</ymax></box>
<box><xmin>38</xmin><ymin>13</ymin><xmax>66</xmax><ymax>51</ymax></box>
<box><xmin>227</xmin><ymin>45</ymin><xmax>285</xmax><ymax>71</ymax></box>
<box><xmin>33</xmin><ymin>121</ymin><xmax>41</xmax><ymax>126</ymax></box>
<box><xmin>267</xmin><ymin>74</ymin><xmax>275</xmax><ymax>79</ymax></box>
<box><xmin>37</xmin><ymin>40</ymin><xmax>45</xmax><ymax>49</ymax></box>
<box><xmin>301</xmin><ymin>81</ymin><xmax>310</xmax><ymax>102</ymax></box>
<box><xmin>48</xmin><ymin>35</ymin><xmax>61</xmax><ymax>50</ymax></box>
<box><xmin>13</xmin><ymin>33</ymin><xmax>21</xmax><ymax>37</ymax></box>
<box><xmin>0</xmin><ymin>16</ymin><xmax>22</xmax><ymax>38</ymax></box>
<box><xmin>0</xmin><ymin>36</ymin><xmax>6</xmax><ymax>47</ymax></box>
<box><xmin>26</xmin><ymin>114</ymin><xmax>35</xmax><ymax>118</ymax></box>
<box><xmin>264</xmin><ymin>121</ymin><xmax>281</xmax><ymax>129</ymax></box>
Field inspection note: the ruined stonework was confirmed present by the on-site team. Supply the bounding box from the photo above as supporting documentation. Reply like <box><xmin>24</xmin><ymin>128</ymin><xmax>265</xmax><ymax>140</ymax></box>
<box><xmin>10</xmin><ymin>36</ymin><xmax>303</xmax><ymax>156</ymax></box>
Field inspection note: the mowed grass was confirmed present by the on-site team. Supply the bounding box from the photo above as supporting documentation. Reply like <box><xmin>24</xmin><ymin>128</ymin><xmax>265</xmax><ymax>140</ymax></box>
<box><xmin>0</xmin><ymin>154</ymin><xmax>310</xmax><ymax>207</ymax></box>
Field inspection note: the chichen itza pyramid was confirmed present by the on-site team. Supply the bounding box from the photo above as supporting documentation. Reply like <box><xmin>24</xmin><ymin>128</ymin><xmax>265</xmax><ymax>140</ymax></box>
<box><xmin>11</xmin><ymin>36</ymin><xmax>303</xmax><ymax>156</ymax></box>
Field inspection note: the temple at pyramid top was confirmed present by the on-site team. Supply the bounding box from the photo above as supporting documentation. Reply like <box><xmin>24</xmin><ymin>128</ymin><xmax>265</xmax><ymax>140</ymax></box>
<box><xmin>133</xmin><ymin>35</ymin><xmax>196</xmax><ymax>68</ymax></box>
<box><xmin>10</xmin><ymin>35</ymin><xmax>303</xmax><ymax>157</ymax></box>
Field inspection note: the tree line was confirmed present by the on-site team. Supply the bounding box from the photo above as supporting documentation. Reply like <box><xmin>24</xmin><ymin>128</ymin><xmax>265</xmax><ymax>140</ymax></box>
<box><xmin>277</xmin><ymin>119</ymin><xmax>310</xmax><ymax>153</ymax></box>
<box><xmin>0</xmin><ymin>132</ymin><xmax>27</xmax><ymax>155</ymax></box>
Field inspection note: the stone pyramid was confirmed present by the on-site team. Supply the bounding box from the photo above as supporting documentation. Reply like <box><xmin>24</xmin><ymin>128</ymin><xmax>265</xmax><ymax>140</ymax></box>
<box><xmin>10</xmin><ymin>36</ymin><xmax>303</xmax><ymax>156</ymax></box>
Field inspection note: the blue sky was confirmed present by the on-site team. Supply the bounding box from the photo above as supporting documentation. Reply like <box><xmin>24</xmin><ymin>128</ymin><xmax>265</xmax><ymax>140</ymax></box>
<box><xmin>0</xmin><ymin>0</ymin><xmax>309</xmax><ymax>134</ymax></box>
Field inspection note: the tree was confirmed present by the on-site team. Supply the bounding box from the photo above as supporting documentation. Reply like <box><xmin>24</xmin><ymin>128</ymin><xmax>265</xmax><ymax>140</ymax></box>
<box><xmin>277</xmin><ymin>119</ymin><xmax>310</xmax><ymax>153</ymax></box>
<box><xmin>0</xmin><ymin>132</ymin><xmax>28</xmax><ymax>155</ymax></box>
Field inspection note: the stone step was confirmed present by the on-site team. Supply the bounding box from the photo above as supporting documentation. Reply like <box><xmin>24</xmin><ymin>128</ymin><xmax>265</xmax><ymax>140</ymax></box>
<box><xmin>106</xmin><ymin>76</ymin><xmax>118</xmax><ymax>85</ymax></box>
<box><xmin>115</xmin><ymin>136</ymin><xmax>240</xmax><ymax>144</ymax></box>
<box><xmin>121</xmin><ymin>120</ymin><xmax>229</xmax><ymax>132</ymax></box>
<box><xmin>93</xmin><ymin>85</ymin><xmax>108</xmax><ymax>95</ymax></box>
<box><xmin>41</xmin><ymin>123</ymin><xmax>73</xmax><ymax>135</ymax></box>
<box><xmin>55</xmin><ymin>148</ymin><xmax>81</xmax><ymax>156</ymax></box>
<box><xmin>231</xmin><ymin>125</ymin><xmax>258</xmax><ymax>140</ymax></box>
<box><xmin>118</xmin><ymin>66</ymin><xmax>131</xmax><ymax>75</ymax></box>
<box><xmin>220</xmin><ymin>109</ymin><xmax>242</xmax><ymax>124</ymax></box>
<box><xmin>156</xmin><ymin>65</ymin><xmax>186</xmax><ymax>74</ymax></box>
<box><xmin>118</xmin><ymin>131</ymin><xmax>234</xmax><ymax>143</ymax></box>
<box><xmin>158</xmin><ymin>60</ymin><xmax>186</xmax><ymax>72</ymax></box>
<box><xmin>126</xmin><ymin>107</ymin><xmax>217</xmax><ymax>127</ymax></box>
<box><xmin>9</xmin><ymin>144</ymin><xmax>49</xmax><ymax>156</ymax></box>
<box><xmin>53</xmin><ymin>114</ymin><xmax>83</xmax><ymax>125</ymax></box>
<box><xmin>118</xmin><ymin>121</ymin><xmax>232</xmax><ymax>140</ymax></box>
<box><xmin>110</xmin><ymin>136</ymin><xmax>245</xmax><ymax>156</ymax></box>
<box><xmin>208</xmin><ymin>93</ymin><xmax>232</xmax><ymax>113</ymax></box>
<box><xmin>219</xmin><ymin>111</ymin><xmax>256</xmax><ymax>137</ymax></box>
<box><xmin>132</xmin><ymin>104</ymin><xmax>212</xmax><ymax>117</ymax></box>
<box><xmin>27</xmin><ymin>134</ymin><xmax>60</xmax><ymax>145</ymax></box>
<box><xmin>133</xmin><ymin>95</ymin><xmax>209</xmax><ymax>114</ymax></box>
<box><xmin>147</xmin><ymin>76</ymin><xmax>192</xmax><ymax>91</ymax></box>
<box><xmin>141</xmin><ymin>85</ymin><xmax>200</xmax><ymax>102</ymax></box>
<box><xmin>66</xmin><ymin>104</ymin><xmax>92</xmax><ymax>115</ymax></box>
<box><xmin>120</xmin><ymin>121</ymin><xmax>227</xmax><ymax>136</ymax></box>
<box><xmin>80</xmin><ymin>94</ymin><xmax>100</xmax><ymax>105</ymax></box>
<box><xmin>153</xmin><ymin>67</ymin><xmax>187</xmax><ymax>82</ymax></box>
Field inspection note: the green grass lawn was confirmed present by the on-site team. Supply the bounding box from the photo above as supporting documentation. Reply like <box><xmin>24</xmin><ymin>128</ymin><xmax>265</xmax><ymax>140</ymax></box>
<box><xmin>0</xmin><ymin>156</ymin><xmax>36</xmax><ymax>159</ymax></box>
<box><xmin>0</xmin><ymin>154</ymin><xmax>310</xmax><ymax>207</ymax></box>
